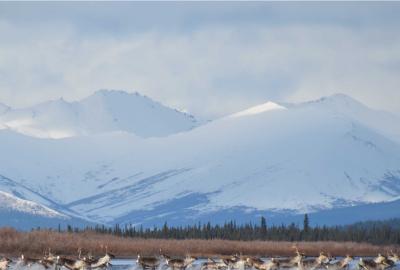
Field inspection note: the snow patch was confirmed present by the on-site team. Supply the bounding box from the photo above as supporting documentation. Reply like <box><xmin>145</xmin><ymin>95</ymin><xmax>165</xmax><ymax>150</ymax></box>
<box><xmin>230</xmin><ymin>101</ymin><xmax>287</xmax><ymax>118</ymax></box>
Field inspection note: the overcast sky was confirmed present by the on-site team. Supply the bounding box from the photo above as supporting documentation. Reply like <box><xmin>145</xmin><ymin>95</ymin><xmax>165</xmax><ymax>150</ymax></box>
<box><xmin>0</xmin><ymin>2</ymin><xmax>399</xmax><ymax>119</ymax></box>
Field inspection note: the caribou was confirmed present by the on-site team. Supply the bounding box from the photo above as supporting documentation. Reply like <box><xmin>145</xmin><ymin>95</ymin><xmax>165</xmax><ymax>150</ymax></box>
<box><xmin>200</xmin><ymin>261</ymin><xmax>216</xmax><ymax>270</ymax></box>
<box><xmin>137</xmin><ymin>254</ymin><xmax>160</xmax><ymax>270</ymax></box>
<box><xmin>0</xmin><ymin>257</ymin><xmax>12</xmax><ymax>270</ymax></box>
<box><xmin>20</xmin><ymin>254</ymin><xmax>43</xmax><ymax>267</ymax></box>
<box><xmin>274</xmin><ymin>249</ymin><xmax>305</xmax><ymax>268</ymax></box>
<box><xmin>299</xmin><ymin>252</ymin><xmax>333</xmax><ymax>270</ymax></box>
<box><xmin>246</xmin><ymin>257</ymin><xmax>280</xmax><ymax>270</ymax></box>
<box><xmin>58</xmin><ymin>257</ymin><xmax>90</xmax><ymax>270</ymax></box>
<box><xmin>358</xmin><ymin>256</ymin><xmax>394</xmax><ymax>270</ymax></box>
<box><xmin>221</xmin><ymin>256</ymin><xmax>246</xmax><ymax>270</ymax></box>
<box><xmin>56</xmin><ymin>250</ymin><xmax>91</xmax><ymax>270</ymax></box>
<box><xmin>90</xmin><ymin>252</ymin><xmax>115</xmax><ymax>269</ymax></box>
<box><xmin>161</xmin><ymin>253</ymin><xmax>197</xmax><ymax>268</ymax></box>
<box><xmin>387</xmin><ymin>251</ymin><xmax>399</xmax><ymax>264</ymax></box>
<box><xmin>325</xmin><ymin>255</ymin><xmax>353</xmax><ymax>270</ymax></box>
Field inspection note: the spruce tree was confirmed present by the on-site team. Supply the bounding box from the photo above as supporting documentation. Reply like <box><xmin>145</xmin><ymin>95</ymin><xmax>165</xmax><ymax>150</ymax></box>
<box><xmin>303</xmin><ymin>214</ymin><xmax>310</xmax><ymax>235</ymax></box>
<box><xmin>260</xmin><ymin>216</ymin><xmax>267</xmax><ymax>240</ymax></box>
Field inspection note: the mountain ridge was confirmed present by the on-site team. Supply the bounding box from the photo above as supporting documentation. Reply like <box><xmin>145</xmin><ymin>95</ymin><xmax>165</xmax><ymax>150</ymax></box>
<box><xmin>0</xmin><ymin>89</ymin><xmax>198</xmax><ymax>139</ymax></box>
<box><xmin>0</xmin><ymin>91</ymin><xmax>399</xmax><ymax>228</ymax></box>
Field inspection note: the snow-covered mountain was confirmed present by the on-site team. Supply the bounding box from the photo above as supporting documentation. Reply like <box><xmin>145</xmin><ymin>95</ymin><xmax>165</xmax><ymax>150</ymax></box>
<box><xmin>0</xmin><ymin>191</ymin><xmax>66</xmax><ymax>218</ymax></box>
<box><xmin>0</xmin><ymin>174</ymin><xmax>94</xmax><ymax>229</ymax></box>
<box><xmin>0</xmin><ymin>190</ymin><xmax>93</xmax><ymax>230</ymax></box>
<box><xmin>0</xmin><ymin>90</ymin><xmax>198</xmax><ymax>138</ymax></box>
<box><xmin>0</xmin><ymin>92</ymin><xmax>399</xmax><ymax>228</ymax></box>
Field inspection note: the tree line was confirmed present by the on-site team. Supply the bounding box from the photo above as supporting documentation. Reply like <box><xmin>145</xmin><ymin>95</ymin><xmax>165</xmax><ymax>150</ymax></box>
<box><xmin>54</xmin><ymin>215</ymin><xmax>400</xmax><ymax>245</ymax></box>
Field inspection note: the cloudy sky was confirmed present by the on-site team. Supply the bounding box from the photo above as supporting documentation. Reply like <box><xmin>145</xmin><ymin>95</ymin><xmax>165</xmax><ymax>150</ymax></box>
<box><xmin>0</xmin><ymin>2</ymin><xmax>399</xmax><ymax>119</ymax></box>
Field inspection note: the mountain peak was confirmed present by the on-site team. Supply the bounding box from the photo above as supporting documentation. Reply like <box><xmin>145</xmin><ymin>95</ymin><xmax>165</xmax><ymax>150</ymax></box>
<box><xmin>309</xmin><ymin>93</ymin><xmax>364</xmax><ymax>107</ymax></box>
<box><xmin>0</xmin><ymin>89</ymin><xmax>198</xmax><ymax>139</ymax></box>
<box><xmin>94</xmin><ymin>89</ymin><xmax>135</xmax><ymax>96</ymax></box>
<box><xmin>92</xmin><ymin>89</ymin><xmax>146</xmax><ymax>99</ymax></box>
<box><xmin>86</xmin><ymin>89</ymin><xmax>157</xmax><ymax>105</ymax></box>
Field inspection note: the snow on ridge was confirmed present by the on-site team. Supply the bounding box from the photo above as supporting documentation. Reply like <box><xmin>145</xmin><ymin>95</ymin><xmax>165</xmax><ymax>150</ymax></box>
<box><xmin>312</xmin><ymin>93</ymin><xmax>360</xmax><ymax>104</ymax></box>
<box><xmin>0</xmin><ymin>191</ymin><xmax>68</xmax><ymax>219</ymax></box>
<box><xmin>230</xmin><ymin>101</ymin><xmax>287</xmax><ymax>118</ymax></box>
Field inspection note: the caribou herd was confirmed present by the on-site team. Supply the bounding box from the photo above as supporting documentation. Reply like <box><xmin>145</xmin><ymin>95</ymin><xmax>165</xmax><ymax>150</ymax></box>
<box><xmin>0</xmin><ymin>249</ymin><xmax>399</xmax><ymax>270</ymax></box>
<box><xmin>0</xmin><ymin>249</ymin><xmax>114</xmax><ymax>270</ymax></box>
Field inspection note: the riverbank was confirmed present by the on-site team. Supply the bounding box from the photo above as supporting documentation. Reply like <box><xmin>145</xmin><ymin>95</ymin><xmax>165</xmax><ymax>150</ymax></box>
<box><xmin>0</xmin><ymin>227</ymin><xmax>398</xmax><ymax>257</ymax></box>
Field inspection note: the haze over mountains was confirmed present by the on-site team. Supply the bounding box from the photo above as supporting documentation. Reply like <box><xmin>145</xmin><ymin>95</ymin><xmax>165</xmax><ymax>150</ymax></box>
<box><xmin>0</xmin><ymin>90</ymin><xmax>399</xmax><ymax>229</ymax></box>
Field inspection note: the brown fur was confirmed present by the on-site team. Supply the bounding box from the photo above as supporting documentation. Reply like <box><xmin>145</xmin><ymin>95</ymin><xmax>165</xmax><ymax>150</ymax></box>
<box><xmin>137</xmin><ymin>254</ymin><xmax>160</xmax><ymax>270</ymax></box>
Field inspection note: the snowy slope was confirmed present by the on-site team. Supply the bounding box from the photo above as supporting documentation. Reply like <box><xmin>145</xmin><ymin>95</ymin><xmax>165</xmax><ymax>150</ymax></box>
<box><xmin>0</xmin><ymin>90</ymin><xmax>197</xmax><ymax>138</ymax></box>
<box><xmin>0</xmin><ymin>191</ymin><xmax>67</xmax><ymax>218</ymax></box>
<box><xmin>0</xmin><ymin>190</ymin><xmax>94</xmax><ymax>230</ymax></box>
<box><xmin>0</xmin><ymin>93</ymin><xmax>399</xmax><ymax>227</ymax></box>
<box><xmin>0</xmin><ymin>173</ymin><xmax>58</xmax><ymax>208</ymax></box>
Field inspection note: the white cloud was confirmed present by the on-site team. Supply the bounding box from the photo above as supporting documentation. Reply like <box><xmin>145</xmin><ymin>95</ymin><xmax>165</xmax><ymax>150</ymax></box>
<box><xmin>0</xmin><ymin>7</ymin><xmax>399</xmax><ymax>119</ymax></box>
